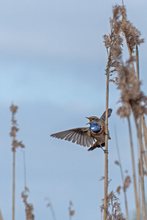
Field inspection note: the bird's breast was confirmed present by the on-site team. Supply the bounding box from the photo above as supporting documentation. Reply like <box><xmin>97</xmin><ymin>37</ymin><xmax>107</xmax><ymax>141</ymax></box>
<box><xmin>89</xmin><ymin>122</ymin><xmax>101</xmax><ymax>133</ymax></box>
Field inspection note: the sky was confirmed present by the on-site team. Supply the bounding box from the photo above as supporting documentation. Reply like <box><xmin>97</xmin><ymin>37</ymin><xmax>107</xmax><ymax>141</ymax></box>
<box><xmin>0</xmin><ymin>0</ymin><xmax>147</xmax><ymax>220</ymax></box>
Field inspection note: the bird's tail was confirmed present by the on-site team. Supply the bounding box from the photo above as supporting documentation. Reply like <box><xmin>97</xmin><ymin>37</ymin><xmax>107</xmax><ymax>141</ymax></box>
<box><xmin>88</xmin><ymin>143</ymin><xmax>105</xmax><ymax>151</ymax></box>
<box><xmin>88</xmin><ymin>146</ymin><xmax>97</xmax><ymax>151</ymax></box>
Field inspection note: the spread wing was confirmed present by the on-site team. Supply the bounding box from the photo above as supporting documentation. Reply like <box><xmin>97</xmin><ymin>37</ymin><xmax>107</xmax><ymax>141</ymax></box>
<box><xmin>51</xmin><ymin>127</ymin><xmax>96</xmax><ymax>148</ymax></box>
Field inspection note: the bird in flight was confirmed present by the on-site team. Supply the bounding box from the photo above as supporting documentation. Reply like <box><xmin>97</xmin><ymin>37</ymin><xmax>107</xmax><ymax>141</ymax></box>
<box><xmin>51</xmin><ymin>108</ymin><xmax>112</xmax><ymax>151</ymax></box>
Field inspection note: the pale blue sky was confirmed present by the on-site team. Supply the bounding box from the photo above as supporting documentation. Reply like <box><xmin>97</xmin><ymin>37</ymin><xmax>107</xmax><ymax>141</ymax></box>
<box><xmin>0</xmin><ymin>0</ymin><xmax>147</xmax><ymax>220</ymax></box>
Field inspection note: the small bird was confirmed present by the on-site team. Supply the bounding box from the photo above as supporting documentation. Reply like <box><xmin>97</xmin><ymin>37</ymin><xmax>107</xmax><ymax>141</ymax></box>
<box><xmin>51</xmin><ymin>108</ymin><xmax>112</xmax><ymax>151</ymax></box>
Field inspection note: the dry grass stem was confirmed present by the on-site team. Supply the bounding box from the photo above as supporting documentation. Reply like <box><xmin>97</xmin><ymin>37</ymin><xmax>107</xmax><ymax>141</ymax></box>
<box><xmin>101</xmin><ymin>191</ymin><xmax>125</xmax><ymax>220</ymax></box>
<box><xmin>10</xmin><ymin>104</ymin><xmax>25</xmax><ymax>220</ymax></box>
<box><xmin>103</xmin><ymin>41</ymin><xmax>111</xmax><ymax>220</ymax></box>
<box><xmin>135</xmin><ymin>120</ymin><xmax>147</xmax><ymax>220</ymax></box>
<box><xmin>46</xmin><ymin>198</ymin><xmax>57</xmax><ymax>220</ymax></box>
<box><xmin>22</xmin><ymin>187</ymin><xmax>35</xmax><ymax>220</ymax></box>
<box><xmin>142</xmin><ymin>117</ymin><xmax>147</xmax><ymax>171</ymax></box>
<box><xmin>127</xmin><ymin>117</ymin><xmax>140</xmax><ymax>220</ymax></box>
<box><xmin>114</xmin><ymin>128</ymin><xmax>129</xmax><ymax>219</ymax></box>
<box><xmin>142</xmin><ymin>116</ymin><xmax>147</xmax><ymax>148</ymax></box>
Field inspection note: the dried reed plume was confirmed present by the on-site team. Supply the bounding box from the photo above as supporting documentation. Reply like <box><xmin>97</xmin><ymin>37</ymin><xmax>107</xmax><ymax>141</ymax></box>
<box><xmin>21</xmin><ymin>148</ymin><xmax>35</xmax><ymax>220</ymax></box>
<box><xmin>21</xmin><ymin>187</ymin><xmax>35</xmax><ymax>220</ymax></box>
<box><xmin>101</xmin><ymin>191</ymin><xmax>125</xmax><ymax>220</ymax></box>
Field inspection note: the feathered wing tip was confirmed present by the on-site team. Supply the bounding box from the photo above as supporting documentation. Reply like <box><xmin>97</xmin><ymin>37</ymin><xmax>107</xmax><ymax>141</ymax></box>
<box><xmin>51</xmin><ymin>128</ymin><xmax>97</xmax><ymax>148</ymax></box>
<box><xmin>100</xmin><ymin>108</ymin><xmax>112</xmax><ymax>121</ymax></box>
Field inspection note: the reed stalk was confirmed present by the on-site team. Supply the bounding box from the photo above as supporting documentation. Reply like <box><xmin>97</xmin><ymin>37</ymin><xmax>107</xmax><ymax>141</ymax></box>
<box><xmin>21</xmin><ymin>187</ymin><xmax>35</xmax><ymax>220</ymax></box>
<box><xmin>142</xmin><ymin>116</ymin><xmax>147</xmax><ymax>148</ymax></box>
<box><xmin>135</xmin><ymin>45</ymin><xmax>147</xmax><ymax>219</ymax></box>
<box><xmin>46</xmin><ymin>198</ymin><xmax>57</xmax><ymax>220</ymax></box>
<box><xmin>142</xmin><ymin>116</ymin><xmax>147</xmax><ymax>170</ymax></box>
<box><xmin>114</xmin><ymin>128</ymin><xmax>129</xmax><ymax>220</ymax></box>
<box><xmin>21</xmin><ymin>137</ymin><xmax>35</xmax><ymax>220</ymax></box>
<box><xmin>12</xmin><ymin>149</ymin><xmax>16</xmax><ymax>220</ymax></box>
<box><xmin>103</xmin><ymin>46</ymin><xmax>111</xmax><ymax>220</ymax></box>
<box><xmin>135</xmin><ymin>119</ymin><xmax>147</xmax><ymax>220</ymax></box>
<box><xmin>10</xmin><ymin>104</ymin><xmax>25</xmax><ymax>220</ymax></box>
<box><xmin>127</xmin><ymin>117</ymin><xmax>140</xmax><ymax>220</ymax></box>
<box><xmin>10</xmin><ymin>105</ymin><xmax>18</xmax><ymax>220</ymax></box>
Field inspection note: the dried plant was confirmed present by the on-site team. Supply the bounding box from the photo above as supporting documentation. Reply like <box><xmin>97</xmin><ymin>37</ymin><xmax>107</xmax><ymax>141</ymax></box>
<box><xmin>104</xmin><ymin>3</ymin><xmax>147</xmax><ymax>220</ymax></box>
<box><xmin>101</xmin><ymin>191</ymin><xmax>126</xmax><ymax>220</ymax></box>
<box><xmin>68</xmin><ymin>201</ymin><xmax>75</xmax><ymax>220</ymax></box>
<box><xmin>142</xmin><ymin>116</ymin><xmax>147</xmax><ymax>172</ymax></box>
<box><xmin>104</xmin><ymin>4</ymin><xmax>147</xmax><ymax>220</ymax></box>
<box><xmin>127</xmin><ymin>116</ymin><xmax>140</xmax><ymax>220</ymax></box>
<box><xmin>103</xmin><ymin>16</ymin><xmax>112</xmax><ymax>219</ymax></box>
<box><xmin>116</xmin><ymin>60</ymin><xmax>147</xmax><ymax>119</ymax></box>
<box><xmin>123</xmin><ymin>176</ymin><xmax>131</xmax><ymax>192</ymax></box>
<box><xmin>114</xmin><ymin>128</ymin><xmax>129</xmax><ymax>219</ymax></box>
<box><xmin>45</xmin><ymin>198</ymin><xmax>57</xmax><ymax>220</ymax></box>
<box><xmin>10</xmin><ymin>104</ymin><xmax>25</xmax><ymax>220</ymax></box>
<box><xmin>116</xmin><ymin>186</ymin><xmax>121</xmax><ymax>195</ymax></box>
<box><xmin>21</xmin><ymin>187</ymin><xmax>35</xmax><ymax>220</ymax></box>
<box><xmin>21</xmin><ymin>147</ymin><xmax>35</xmax><ymax>220</ymax></box>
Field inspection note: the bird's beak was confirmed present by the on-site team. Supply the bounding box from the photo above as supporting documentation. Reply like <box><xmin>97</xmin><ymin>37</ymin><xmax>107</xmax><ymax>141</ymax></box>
<box><xmin>86</xmin><ymin>117</ymin><xmax>90</xmax><ymax>124</ymax></box>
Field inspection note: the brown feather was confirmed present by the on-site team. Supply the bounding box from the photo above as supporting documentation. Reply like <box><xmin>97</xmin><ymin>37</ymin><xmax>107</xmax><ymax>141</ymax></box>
<box><xmin>51</xmin><ymin>127</ymin><xmax>96</xmax><ymax>148</ymax></box>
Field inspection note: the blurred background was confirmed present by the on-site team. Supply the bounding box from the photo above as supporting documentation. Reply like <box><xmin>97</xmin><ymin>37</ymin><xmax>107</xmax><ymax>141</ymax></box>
<box><xmin>0</xmin><ymin>0</ymin><xmax>147</xmax><ymax>219</ymax></box>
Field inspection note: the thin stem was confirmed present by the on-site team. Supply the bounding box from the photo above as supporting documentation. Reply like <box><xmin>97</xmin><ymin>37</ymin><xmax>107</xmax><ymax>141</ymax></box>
<box><xmin>142</xmin><ymin>116</ymin><xmax>147</xmax><ymax>170</ymax></box>
<box><xmin>114</xmin><ymin>127</ymin><xmax>129</xmax><ymax>220</ymax></box>
<box><xmin>12</xmin><ymin>150</ymin><xmax>16</xmax><ymax>220</ymax></box>
<box><xmin>135</xmin><ymin>45</ymin><xmax>147</xmax><ymax>219</ymax></box>
<box><xmin>103</xmin><ymin>50</ymin><xmax>110</xmax><ymax>220</ymax></box>
<box><xmin>23</xmin><ymin>150</ymin><xmax>27</xmax><ymax>188</ymax></box>
<box><xmin>127</xmin><ymin>117</ymin><xmax>140</xmax><ymax>220</ymax></box>
<box><xmin>141</xmin><ymin>120</ymin><xmax>147</xmax><ymax>175</ymax></box>
<box><xmin>135</xmin><ymin>119</ymin><xmax>147</xmax><ymax>220</ymax></box>
<box><xmin>46</xmin><ymin>199</ymin><xmax>57</xmax><ymax>220</ymax></box>
<box><xmin>12</xmin><ymin>110</ymin><xmax>16</xmax><ymax>220</ymax></box>
<box><xmin>142</xmin><ymin>116</ymin><xmax>147</xmax><ymax>148</ymax></box>
<box><xmin>50</xmin><ymin>204</ymin><xmax>56</xmax><ymax>220</ymax></box>
<box><xmin>136</xmin><ymin>45</ymin><xmax>140</xmax><ymax>80</ymax></box>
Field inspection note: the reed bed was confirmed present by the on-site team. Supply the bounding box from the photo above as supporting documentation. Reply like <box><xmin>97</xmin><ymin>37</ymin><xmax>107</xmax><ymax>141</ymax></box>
<box><xmin>6</xmin><ymin>2</ymin><xmax>147</xmax><ymax>220</ymax></box>
<box><xmin>102</xmin><ymin>3</ymin><xmax>147</xmax><ymax>220</ymax></box>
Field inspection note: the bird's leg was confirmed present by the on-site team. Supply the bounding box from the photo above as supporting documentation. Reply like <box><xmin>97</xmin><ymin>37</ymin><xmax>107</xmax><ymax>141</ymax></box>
<box><xmin>100</xmin><ymin>145</ymin><xmax>108</xmax><ymax>154</ymax></box>
<box><xmin>104</xmin><ymin>148</ymin><xmax>108</xmax><ymax>154</ymax></box>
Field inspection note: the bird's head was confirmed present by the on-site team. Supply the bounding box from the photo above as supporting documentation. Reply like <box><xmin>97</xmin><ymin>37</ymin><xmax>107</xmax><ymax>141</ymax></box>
<box><xmin>86</xmin><ymin>116</ymin><xmax>101</xmax><ymax>133</ymax></box>
<box><xmin>86</xmin><ymin>116</ymin><xmax>99</xmax><ymax>123</ymax></box>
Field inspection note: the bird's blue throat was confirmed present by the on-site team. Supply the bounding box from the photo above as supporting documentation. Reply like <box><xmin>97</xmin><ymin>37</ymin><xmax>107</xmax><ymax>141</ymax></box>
<box><xmin>89</xmin><ymin>122</ymin><xmax>101</xmax><ymax>133</ymax></box>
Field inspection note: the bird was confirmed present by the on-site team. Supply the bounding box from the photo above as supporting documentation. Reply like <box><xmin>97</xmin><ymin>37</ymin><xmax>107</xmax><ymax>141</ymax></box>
<box><xmin>50</xmin><ymin>108</ymin><xmax>112</xmax><ymax>151</ymax></box>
